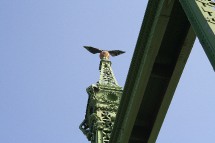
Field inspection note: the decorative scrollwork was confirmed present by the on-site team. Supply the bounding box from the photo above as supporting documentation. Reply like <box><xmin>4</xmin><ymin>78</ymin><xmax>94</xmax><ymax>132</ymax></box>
<box><xmin>197</xmin><ymin>0</ymin><xmax>215</xmax><ymax>24</ymax></box>
<box><xmin>101</xmin><ymin>92</ymin><xmax>119</xmax><ymax>104</ymax></box>
<box><xmin>79</xmin><ymin>119</ymin><xmax>91</xmax><ymax>141</ymax></box>
<box><xmin>100</xmin><ymin>111</ymin><xmax>114</xmax><ymax>143</ymax></box>
<box><xmin>80</xmin><ymin>59</ymin><xmax>123</xmax><ymax>142</ymax></box>
<box><xmin>99</xmin><ymin>60</ymin><xmax>119</xmax><ymax>86</ymax></box>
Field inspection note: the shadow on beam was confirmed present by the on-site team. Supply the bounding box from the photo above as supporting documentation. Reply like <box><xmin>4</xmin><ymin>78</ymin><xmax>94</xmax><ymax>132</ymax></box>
<box><xmin>110</xmin><ymin>0</ymin><xmax>196</xmax><ymax>143</ymax></box>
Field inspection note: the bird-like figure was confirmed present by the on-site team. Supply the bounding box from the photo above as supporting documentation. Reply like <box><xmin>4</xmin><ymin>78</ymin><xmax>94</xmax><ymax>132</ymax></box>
<box><xmin>83</xmin><ymin>46</ymin><xmax>125</xmax><ymax>59</ymax></box>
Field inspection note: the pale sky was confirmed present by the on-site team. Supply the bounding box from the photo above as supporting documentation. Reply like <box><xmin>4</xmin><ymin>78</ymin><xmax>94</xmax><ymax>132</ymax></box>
<box><xmin>0</xmin><ymin>1</ymin><xmax>215</xmax><ymax>143</ymax></box>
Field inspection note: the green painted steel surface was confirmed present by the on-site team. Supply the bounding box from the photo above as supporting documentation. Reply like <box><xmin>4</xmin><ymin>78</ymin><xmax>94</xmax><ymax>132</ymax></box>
<box><xmin>80</xmin><ymin>58</ymin><xmax>123</xmax><ymax>143</ymax></box>
<box><xmin>110</xmin><ymin>0</ymin><xmax>196</xmax><ymax>143</ymax></box>
<box><xmin>180</xmin><ymin>0</ymin><xmax>215</xmax><ymax>70</ymax></box>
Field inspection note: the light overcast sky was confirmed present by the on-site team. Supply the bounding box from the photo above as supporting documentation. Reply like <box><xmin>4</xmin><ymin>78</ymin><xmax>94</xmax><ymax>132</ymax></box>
<box><xmin>0</xmin><ymin>1</ymin><xmax>215</xmax><ymax>143</ymax></box>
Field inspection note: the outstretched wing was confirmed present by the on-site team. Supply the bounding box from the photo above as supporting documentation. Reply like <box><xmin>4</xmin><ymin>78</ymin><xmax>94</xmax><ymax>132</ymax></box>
<box><xmin>108</xmin><ymin>50</ymin><xmax>125</xmax><ymax>57</ymax></box>
<box><xmin>83</xmin><ymin>46</ymin><xmax>102</xmax><ymax>54</ymax></box>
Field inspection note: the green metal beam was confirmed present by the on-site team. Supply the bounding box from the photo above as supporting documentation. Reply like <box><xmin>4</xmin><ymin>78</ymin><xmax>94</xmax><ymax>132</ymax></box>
<box><xmin>110</xmin><ymin>0</ymin><xmax>196</xmax><ymax>142</ymax></box>
<box><xmin>180</xmin><ymin>0</ymin><xmax>215</xmax><ymax>70</ymax></box>
<box><xmin>110</xmin><ymin>0</ymin><xmax>166</xmax><ymax>142</ymax></box>
<box><xmin>148</xmin><ymin>27</ymin><xmax>196</xmax><ymax>143</ymax></box>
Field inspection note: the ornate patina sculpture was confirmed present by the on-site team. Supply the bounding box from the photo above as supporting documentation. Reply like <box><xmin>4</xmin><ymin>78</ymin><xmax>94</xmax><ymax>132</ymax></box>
<box><xmin>80</xmin><ymin>46</ymin><xmax>124</xmax><ymax>143</ymax></box>
<box><xmin>83</xmin><ymin>46</ymin><xmax>125</xmax><ymax>59</ymax></box>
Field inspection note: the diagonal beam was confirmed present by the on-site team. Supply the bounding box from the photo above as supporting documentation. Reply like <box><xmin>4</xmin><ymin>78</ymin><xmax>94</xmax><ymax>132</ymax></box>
<box><xmin>110</xmin><ymin>0</ymin><xmax>168</xmax><ymax>142</ymax></box>
<box><xmin>110</xmin><ymin>0</ymin><xmax>196</xmax><ymax>143</ymax></box>
<box><xmin>180</xmin><ymin>0</ymin><xmax>215</xmax><ymax>71</ymax></box>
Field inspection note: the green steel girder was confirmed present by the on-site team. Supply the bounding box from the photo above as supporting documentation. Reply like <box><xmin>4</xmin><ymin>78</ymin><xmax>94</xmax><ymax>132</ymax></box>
<box><xmin>110</xmin><ymin>0</ymin><xmax>196</xmax><ymax>143</ymax></box>
<box><xmin>180</xmin><ymin>0</ymin><xmax>215</xmax><ymax>70</ymax></box>
<box><xmin>80</xmin><ymin>0</ymin><xmax>215</xmax><ymax>142</ymax></box>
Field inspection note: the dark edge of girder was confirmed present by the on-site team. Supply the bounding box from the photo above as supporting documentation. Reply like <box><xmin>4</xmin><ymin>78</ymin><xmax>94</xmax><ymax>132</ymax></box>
<box><xmin>127</xmin><ymin>1</ymin><xmax>196</xmax><ymax>142</ymax></box>
<box><xmin>147</xmin><ymin>27</ymin><xmax>196</xmax><ymax>143</ymax></box>
<box><xmin>110</xmin><ymin>0</ymin><xmax>197</xmax><ymax>143</ymax></box>
<box><xmin>147</xmin><ymin>1</ymin><xmax>197</xmax><ymax>141</ymax></box>
<box><xmin>110</xmin><ymin>0</ymin><xmax>166</xmax><ymax>142</ymax></box>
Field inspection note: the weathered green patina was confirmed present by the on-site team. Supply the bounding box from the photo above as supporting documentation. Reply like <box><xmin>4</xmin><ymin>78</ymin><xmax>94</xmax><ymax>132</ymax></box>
<box><xmin>80</xmin><ymin>54</ymin><xmax>123</xmax><ymax>143</ymax></box>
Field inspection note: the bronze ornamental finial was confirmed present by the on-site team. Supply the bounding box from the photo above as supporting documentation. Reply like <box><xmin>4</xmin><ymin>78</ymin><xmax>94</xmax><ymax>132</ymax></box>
<box><xmin>83</xmin><ymin>46</ymin><xmax>125</xmax><ymax>59</ymax></box>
